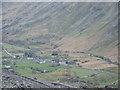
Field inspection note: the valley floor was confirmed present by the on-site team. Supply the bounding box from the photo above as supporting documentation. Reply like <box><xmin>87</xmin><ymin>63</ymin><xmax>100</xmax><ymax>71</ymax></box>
<box><xmin>1</xmin><ymin>44</ymin><xmax>118</xmax><ymax>88</ymax></box>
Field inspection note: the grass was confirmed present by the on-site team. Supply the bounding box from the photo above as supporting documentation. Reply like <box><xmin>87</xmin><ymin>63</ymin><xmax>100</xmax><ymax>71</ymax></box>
<box><xmin>15</xmin><ymin>62</ymin><xmax>69</xmax><ymax>71</ymax></box>
<box><xmin>28</xmin><ymin>45</ymin><xmax>52</xmax><ymax>50</ymax></box>
<box><xmin>0</xmin><ymin>65</ymin><xmax>2</xmax><ymax>69</ymax></box>
<box><xmin>13</xmin><ymin>53</ymin><xmax>24</xmax><ymax>56</ymax></box>
<box><xmin>101</xmin><ymin>67</ymin><xmax>118</xmax><ymax>73</ymax></box>
<box><xmin>3</xmin><ymin>58</ymin><xmax>118</xmax><ymax>87</ymax></box>
<box><xmin>39</xmin><ymin>69</ymin><xmax>67</xmax><ymax>81</ymax></box>
<box><xmin>71</xmin><ymin>68</ymin><xmax>97</xmax><ymax>77</ymax></box>
<box><xmin>2</xmin><ymin>52</ymin><xmax>8</xmax><ymax>56</ymax></box>
<box><xmin>80</xmin><ymin>71</ymin><xmax>118</xmax><ymax>85</ymax></box>
<box><xmin>3</xmin><ymin>43</ymin><xmax>30</xmax><ymax>51</ymax></box>
<box><xmin>15</xmin><ymin>68</ymin><xmax>33</xmax><ymax>75</ymax></box>
<box><xmin>99</xmin><ymin>78</ymin><xmax>118</xmax><ymax>85</ymax></box>
<box><xmin>13</xmin><ymin>62</ymin><xmax>70</xmax><ymax>81</ymax></box>
<box><xmin>69</xmin><ymin>67</ymin><xmax>118</xmax><ymax>86</ymax></box>
<box><xmin>38</xmin><ymin>54</ymin><xmax>51</xmax><ymax>57</ymax></box>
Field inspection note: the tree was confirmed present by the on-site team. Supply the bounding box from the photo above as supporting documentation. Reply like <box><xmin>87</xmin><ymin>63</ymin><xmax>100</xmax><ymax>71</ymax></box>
<box><xmin>53</xmin><ymin>45</ymin><xmax>59</xmax><ymax>49</ymax></box>
<box><xmin>51</xmin><ymin>51</ymin><xmax>58</xmax><ymax>56</ymax></box>
<box><xmin>24</xmin><ymin>51</ymin><xmax>36</xmax><ymax>57</ymax></box>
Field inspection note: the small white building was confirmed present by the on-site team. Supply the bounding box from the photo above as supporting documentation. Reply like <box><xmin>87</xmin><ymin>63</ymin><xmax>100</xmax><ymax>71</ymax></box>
<box><xmin>5</xmin><ymin>65</ymin><xmax>11</xmax><ymax>69</ymax></box>
<box><xmin>59</xmin><ymin>61</ymin><xmax>66</xmax><ymax>65</ymax></box>
<box><xmin>39</xmin><ymin>60</ymin><xmax>46</xmax><ymax>64</ymax></box>
<box><xmin>27</xmin><ymin>57</ymin><xmax>33</xmax><ymax>60</ymax></box>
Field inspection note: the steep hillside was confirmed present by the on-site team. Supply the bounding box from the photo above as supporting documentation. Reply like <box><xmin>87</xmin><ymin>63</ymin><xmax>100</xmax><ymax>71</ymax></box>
<box><xmin>2</xmin><ymin>2</ymin><xmax>118</xmax><ymax>62</ymax></box>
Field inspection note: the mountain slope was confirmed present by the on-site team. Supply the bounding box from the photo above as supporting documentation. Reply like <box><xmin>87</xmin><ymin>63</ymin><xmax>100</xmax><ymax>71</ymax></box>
<box><xmin>2</xmin><ymin>2</ymin><xmax>118</xmax><ymax>62</ymax></box>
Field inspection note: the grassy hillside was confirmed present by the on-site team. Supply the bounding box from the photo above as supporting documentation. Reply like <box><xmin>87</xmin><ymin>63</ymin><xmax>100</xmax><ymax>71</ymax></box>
<box><xmin>2</xmin><ymin>2</ymin><xmax>118</xmax><ymax>61</ymax></box>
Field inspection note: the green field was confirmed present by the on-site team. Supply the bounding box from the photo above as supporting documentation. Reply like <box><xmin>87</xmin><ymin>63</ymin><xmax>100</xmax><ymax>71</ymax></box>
<box><xmin>3</xmin><ymin>43</ymin><xmax>30</xmax><ymax>51</ymax></box>
<box><xmin>14</xmin><ymin>62</ymin><xmax>69</xmax><ymax>71</ymax></box>
<box><xmin>71</xmin><ymin>68</ymin><xmax>97</xmax><ymax>77</ymax></box>
<box><xmin>9</xmin><ymin>60</ymin><xmax>118</xmax><ymax>86</ymax></box>
<box><xmin>2</xmin><ymin>54</ymin><xmax>118</xmax><ymax>87</ymax></box>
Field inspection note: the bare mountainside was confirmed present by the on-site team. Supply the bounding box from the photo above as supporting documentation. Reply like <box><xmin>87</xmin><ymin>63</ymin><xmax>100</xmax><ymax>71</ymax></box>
<box><xmin>2</xmin><ymin>2</ymin><xmax>118</xmax><ymax>62</ymax></box>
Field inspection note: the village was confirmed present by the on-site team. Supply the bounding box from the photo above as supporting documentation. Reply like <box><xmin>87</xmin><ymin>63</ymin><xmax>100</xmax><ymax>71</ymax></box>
<box><xmin>3</xmin><ymin>49</ymin><xmax>117</xmax><ymax>71</ymax></box>
<box><xmin>1</xmin><ymin>46</ymin><xmax>118</xmax><ymax>88</ymax></box>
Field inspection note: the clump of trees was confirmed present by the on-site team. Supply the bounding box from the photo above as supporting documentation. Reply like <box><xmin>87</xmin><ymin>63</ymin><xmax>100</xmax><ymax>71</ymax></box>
<box><xmin>24</xmin><ymin>51</ymin><xmax>36</xmax><ymax>57</ymax></box>
<box><xmin>2</xmin><ymin>60</ymin><xmax>12</xmax><ymax>65</ymax></box>
<box><xmin>51</xmin><ymin>51</ymin><xmax>58</xmax><ymax>56</ymax></box>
